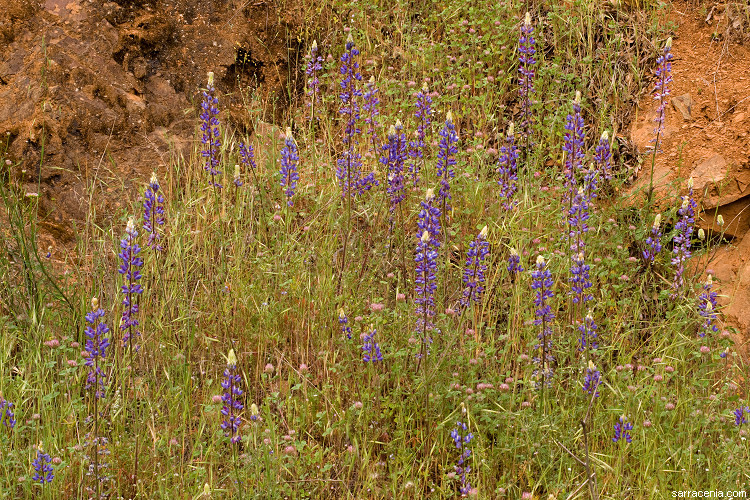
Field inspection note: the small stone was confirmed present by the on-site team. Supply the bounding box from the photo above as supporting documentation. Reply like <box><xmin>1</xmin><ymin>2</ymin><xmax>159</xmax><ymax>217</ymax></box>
<box><xmin>671</xmin><ymin>94</ymin><xmax>694</xmax><ymax>121</ymax></box>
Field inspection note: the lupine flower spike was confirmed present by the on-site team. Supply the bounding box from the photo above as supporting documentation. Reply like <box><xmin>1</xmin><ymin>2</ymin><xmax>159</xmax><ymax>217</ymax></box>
<box><xmin>518</xmin><ymin>12</ymin><xmax>536</xmax><ymax>145</ymax></box>
<box><xmin>613</xmin><ymin>415</ymin><xmax>633</xmax><ymax>444</ymax></box>
<box><xmin>579</xmin><ymin>310</ymin><xmax>598</xmax><ymax>351</ymax></box>
<box><xmin>672</xmin><ymin>177</ymin><xmax>696</xmax><ymax>295</ymax></box>
<box><xmin>143</xmin><ymin>172</ymin><xmax>165</xmax><ymax>252</ymax></box>
<box><xmin>593</xmin><ymin>130</ymin><xmax>612</xmax><ymax>182</ymax></box>
<box><xmin>507</xmin><ymin>247</ymin><xmax>524</xmax><ymax>282</ymax></box>
<box><xmin>698</xmin><ymin>274</ymin><xmax>719</xmax><ymax>338</ymax></box>
<box><xmin>436</xmin><ymin>111</ymin><xmax>458</xmax><ymax>214</ymax></box>
<box><xmin>409</xmin><ymin>82</ymin><xmax>433</xmax><ymax>187</ymax></box>
<box><xmin>238</xmin><ymin>141</ymin><xmax>257</xmax><ymax>172</ymax></box>
<box><xmin>337</xmin><ymin>34</ymin><xmax>377</xmax><ymax>197</ymax></box>
<box><xmin>221</xmin><ymin>349</ymin><xmax>244</xmax><ymax>444</ymax></box>
<box><xmin>643</xmin><ymin>213</ymin><xmax>662</xmax><ymax>264</ymax></box>
<box><xmin>415</xmin><ymin>189</ymin><xmax>441</xmax><ymax>364</ymax></box>
<box><xmin>119</xmin><ymin>217</ymin><xmax>143</xmax><ymax>351</ymax></box>
<box><xmin>460</xmin><ymin>226</ymin><xmax>489</xmax><ymax>311</ymax></box>
<box><xmin>563</xmin><ymin>91</ymin><xmax>586</xmax><ymax>204</ymax></box>
<box><xmin>498</xmin><ymin>122</ymin><xmax>519</xmax><ymax>210</ymax></box>
<box><xmin>734</xmin><ymin>407</ymin><xmax>749</xmax><ymax>426</ymax></box>
<box><xmin>305</xmin><ymin>40</ymin><xmax>323</xmax><ymax>122</ymax></box>
<box><xmin>582</xmin><ymin>360</ymin><xmax>601</xmax><ymax>398</ymax></box>
<box><xmin>531</xmin><ymin>255</ymin><xmax>555</xmax><ymax>388</ymax></box>
<box><xmin>383</xmin><ymin>121</ymin><xmax>407</xmax><ymax>228</ymax></box>
<box><xmin>648</xmin><ymin>37</ymin><xmax>673</xmax><ymax>204</ymax></box>
<box><xmin>0</xmin><ymin>397</ymin><xmax>15</xmax><ymax>429</ymax></box>
<box><xmin>451</xmin><ymin>421</ymin><xmax>474</xmax><ymax>496</ymax></box>
<box><xmin>362</xmin><ymin>326</ymin><xmax>383</xmax><ymax>362</ymax></box>
<box><xmin>32</xmin><ymin>446</ymin><xmax>54</xmax><ymax>485</ymax></box>
<box><xmin>85</xmin><ymin>297</ymin><xmax>110</xmax><ymax>399</ymax></box>
<box><xmin>280</xmin><ymin>127</ymin><xmax>300</xmax><ymax>207</ymax></box>
<box><xmin>363</xmin><ymin>76</ymin><xmax>380</xmax><ymax>155</ymax></box>
<box><xmin>339</xmin><ymin>309</ymin><xmax>353</xmax><ymax>339</ymax></box>
<box><xmin>200</xmin><ymin>71</ymin><xmax>222</xmax><ymax>190</ymax></box>
<box><xmin>233</xmin><ymin>165</ymin><xmax>243</xmax><ymax>188</ymax></box>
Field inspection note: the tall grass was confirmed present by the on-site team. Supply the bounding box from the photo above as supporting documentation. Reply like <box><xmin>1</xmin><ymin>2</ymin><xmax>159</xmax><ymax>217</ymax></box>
<box><xmin>0</xmin><ymin>0</ymin><xmax>748</xmax><ymax>498</ymax></box>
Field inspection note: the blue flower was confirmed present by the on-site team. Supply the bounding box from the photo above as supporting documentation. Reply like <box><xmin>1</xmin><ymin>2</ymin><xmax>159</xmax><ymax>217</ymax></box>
<box><xmin>594</xmin><ymin>131</ymin><xmax>612</xmax><ymax>182</ymax></box>
<box><xmin>531</xmin><ymin>255</ymin><xmax>555</xmax><ymax>387</ymax></box>
<box><xmin>460</xmin><ymin>226</ymin><xmax>489</xmax><ymax>310</ymax></box>
<box><xmin>339</xmin><ymin>309</ymin><xmax>352</xmax><ymax>340</ymax></box>
<box><xmin>451</xmin><ymin>421</ymin><xmax>474</xmax><ymax>496</ymax></box>
<box><xmin>652</xmin><ymin>38</ymin><xmax>673</xmax><ymax>152</ymax></box>
<box><xmin>221</xmin><ymin>350</ymin><xmax>244</xmax><ymax>445</ymax></box>
<box><xmin>642</xmin><ymin>213</ymin><xmax>662</xmax><ymax>264</ymax></box>
<box><xmin>363</xmin><ymin>76</ymin><xmax>380</xmax><ymax>154</ymax></box>
<box><xmin>119</xmin><ymin>218</ymin><xmax>143</xmax><ymax>350</ymax></box>
<box><xmin>582</xmin><ymin>360</ymin><xmax>601</xmax><ymax>398</ymax></box>
<box><xmin>362</xmin><ymin>328</ymin><xmax>383</xmax><ymax>363</ymax></box>
<box><xmin>698</xmin><ymin>274</ymin><xmax>719</xmax><ymax>338</ymax></box>
<box><xmin>143</xmin><ymin>173</ymin><xmax>165</xmax><ymax>252</ymax></box>
<box><xmin>518</xmin><ymin>13</ymin><xmax>536</xmax><ymax>143</ymax></box>
<box><xmin>382</xmin><ymin>121</ymin><xmax>407</xmax><ymax>216</ymax></box>
<box><xmin>734</xmin><ymin>407</ymin><xmax>749</xmax><ymax>426</ymax></box>
<box><xmin>507</xmin><ymin>247</ymin><xmax>524</xmax><ymax>280</ymax></box>
<box><xmin>279</xmin><ymin>128</ymin><xmax>300</xmax><ymax>206</ymax></box>
<box><xmin>613</xmin><ymin>415</ymin><xmax>633</xmax><ymax>444</ymax></box>
<box><xmin>672</xmin><ymin>178</ymin><xmax>696</xmax><ymax>294</ymax></box>
<box><xmin>305</xmin><ymin>40</ymin><xmax>324</xmax><ymax>121</ymax></box>
<box><xmin>32</xmin><ymin>449</ymin><xmax>54</xmax><ymax>485</ymax></box>
<box><xmin>0</xmin><ymin>397</ymin><xmax>15</xmax><ymax>429</ymax></box>
<box><xmin>436</xmin><ymin>112</ymin><xmax>458</xmax><ymax>212</ymax></box>
<box><xmin>563</xmin><ymin>92</ymin><xmax>586</xmax><ymax>203</ymax></box>
<box><xmin>85</xmin><ymin>298</ymin><xmax>110</xmax><ymax>399</ymax></box>
<box><xmin>498</xmin><ymin>123</ymin><xmax>519</xmax><ymax>210</ymax></box>
<box><xmin>408</xmin><ymin>82</ymin><xmax>433</xmax><ymax>187</ymax></box>
<box><xmin>200</xmin><ymin>72</ymin><xmax>222</xmax><ymax>189</ymax></box>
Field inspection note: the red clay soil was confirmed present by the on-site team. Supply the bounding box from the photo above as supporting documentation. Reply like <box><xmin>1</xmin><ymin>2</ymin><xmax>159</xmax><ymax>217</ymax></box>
<box><xmin>628</xmin><ymin>0</ymin><xmax>750</xmax><ymax>352</ymax></box>
<box><xmin>0</xmin><ymin>0</ymin><xmax>306</xmax><ymax>244</ymax></box>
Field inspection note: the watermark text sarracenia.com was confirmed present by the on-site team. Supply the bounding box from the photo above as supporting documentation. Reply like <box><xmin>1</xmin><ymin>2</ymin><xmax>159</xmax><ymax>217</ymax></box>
<box><xmin>671</xmin><ymin>492</ymin><xmax>747</xmax><ymax>498</ymax></box>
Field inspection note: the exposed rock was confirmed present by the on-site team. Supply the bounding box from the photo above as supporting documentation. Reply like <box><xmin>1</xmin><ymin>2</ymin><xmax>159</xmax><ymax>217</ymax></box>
<box><xmin>671</xmin><ymin>93</ymin><xmax>694</xmax><ymax>121</ymax></box>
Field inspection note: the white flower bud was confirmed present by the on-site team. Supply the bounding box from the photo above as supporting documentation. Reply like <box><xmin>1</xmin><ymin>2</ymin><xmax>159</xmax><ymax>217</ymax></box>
<box><xmin>446</xmin><ymin>111</ymin><xmax>453</xmax><ymax>123</ymax></box>
<box><xmin>536</xmin><ymin>255</ymin><xmax>545</xmax><ymax>266</ymax></box>
<box><xmin>525</xmin><ymin>12</ymin><xmax>531</xmax><ymax>26</ymax></box>
<box><xmin>150</xmin><ymin>172</ymin><xmax>158</xmax><ymax>185</ymax></box>
<box><xmin>227</xmin><ymin>348</ymin><xmax>237</xmax><ymax>367</ymax></box>
<box><xmin>508</xmin><ymin>122</ymin><xmax>514</xmax><ymax>137</ymax></box>
<box><xmin>717</xmin><ymin>214</ymin><xmax>724</xmax><ymax>226</ymax></box>
<box><xmin>425</xmin><ymin>188</ymin><xmax>435</xmax><ymax>201</ymax></box>
<box><xmin>653</xmin><ymin>213</ymin><xmax>662</xmax><ymax>229</ymax></box>
<box><xmin>421</xmin><ymin>231</ymin><xmax>430</xmax><ymax>243</ymax></box>
<box><xmin>698</xmin><ymin>228</ymin><xmax>705</xmax><ymax>240</ymax></box>
<box><xmin>207</xmin><ymin>71</ymin><xmax>214</xmax><ymax>87</ymax></box>
<box><xmin>480</xmin><ymin>225</ymin><xmax>488</xmax><ymax>238</ymax></box>
<box><xmin>91</xmin><ymin>297</ymin><xmax>99</xmax><ymax>310</ymax></box>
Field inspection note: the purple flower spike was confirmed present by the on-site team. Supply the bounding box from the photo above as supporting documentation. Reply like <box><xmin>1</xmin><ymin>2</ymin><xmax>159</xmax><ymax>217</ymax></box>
<box><xmin>119</xmin><ymin>217</ymin><xmax>143</xmax><ymax>350</ymax></box>
<box><xmin>337</xmin><ymin>34</ymin><xmax>378</xmax><ymax>198</ymax></box>
<box><xmin>382</xmin><ymin>121</ymin><xmax>407</xmax><ymax>217</ymax></box>
<box><xmin>143</xmin><ymin>173</ymin><xmax>165</xmax><ymax>252</ymax></box>
<box><xmin>563</xmin><ymin>92</ymin><xmax>586</xmax><ymax>203</ymax></box>
<box><xmin>85</xmin><ymin>298</ymin><xmax>110</xmax><ymax>399</ymax></box>
<box><xmin>363</xmin><ymin>76</ymin><xmax>380</xmax><ymax>155</ymax></box>
<box><xmin>582</xmin><ymin>360</ymin><xmax>601</xmax><ymax>398</ymax></box>
<box><xmin>578</xmin><ymin>311</ymin><xmax>598</xmax><ymax>351</ymax></box>
<box><xmin>339</xmin><ymin>309</ymin><xmax>353</xmax><ymax>339</ymax></box>
<box><xmin>436</xmin><ymin>111</ymin><xmax>458</xmax><ymax>213</ymax></box>
<box><xmin>409</xmin><ymin>82</ymin><xmax>433</xmax><ymax>187</ymax></box>
<box><xmin>518</xmin><ymin>12</ymin><xmax>536</xmax><ymax>143</ymax></box>
<box><xmin>305</xmin><ymin>40</ymin><xmax>324</xmax><ymax>122</ymax></box>
<box><xmin>450</xmin><ymin>421</ymin><xmax>474</xmax><ymax>496</ymax></box>
<box><xmin>642</xmin><ymin>213</ymin><xmax>663</xmax><ymax>264</ymax></box>
<box><xmin>507</xmin><ymin>247</ymin><xmax>524</xmax><ymax>281</ymax></box>
<box><xmin>498</xmin><ymin>122</ymin><xmax>519</xmax><ymax>210</ymax></box>
<box><xmin>734</xmin><ymin>407</ymin><xmax>749</xmax><ymax>426</ymax></box>
<box><xmin>238</xmin><ymin>141</ymin><xmax>258</xmax><ymax>172</ymax></box>
<box><xmin>415</xmin><ymin>190</ymin><xmax>441</xmax><ymax>360</ymax></box>
<box><xmin>460</xmin><ymin>226</ymin><xmax>489</xmax><ymax>311</ymax></box>
<box><xmin>652</xmin><ymin>38</ymin><xmax>673</xmax><ymax>153</ymax></box>
<box><xmin>280</xmin><ymin>128</ymin><xmax>300</xmax><ymax>207</ymax></box>
<box><xmin>613</xmin><ymin>415</ymin><xmax>633</xmax><ymax>444</ymax></box>
<box><xmin>531</xmin><ymin>255</ymin><xmax>555</xmax><ymax>388</ymax></box>
<box><xmin>672</xmin><ymin>178</ymin><xmax>696</xmax><ymax>295</ymax></box>
<box><xmin>200</xmin><ymin>72</ymin><xmax>222</xmax><ymax>190</ymax></box>
<box><xmin>362</xmin><ymin>327</ymin><xmax>383</xmax><ymax>362</ymax></box>
<box><xmin>32</xmin><ymin>448</ymin><xmax>54</xmax><ymax>485</ymax></box>
<box><xmin>0</xmin><ymin>397</ymin><xmax>15</xmax><ymax>429</ymax></box>
<box><xmin>698</xmin><ymin>274</ymin><xmax>719</xmax><ymax>338</ymax></box>
<box><xmin>221</xmin><ymin>349</ymin><xmax>244</xmax><ymax>445</ymax></box>
<box><xmin>594</xmin><ymin>131</ymin><xmax>612</xmax><ymax>182</ymax></box>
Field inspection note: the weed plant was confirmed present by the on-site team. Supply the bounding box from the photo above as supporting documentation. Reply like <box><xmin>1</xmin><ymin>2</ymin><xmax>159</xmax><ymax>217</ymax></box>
<box><xmin>0</xmin><ymin>0</ymin><xmax>748</xmax><ymax>498</ymax></box>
